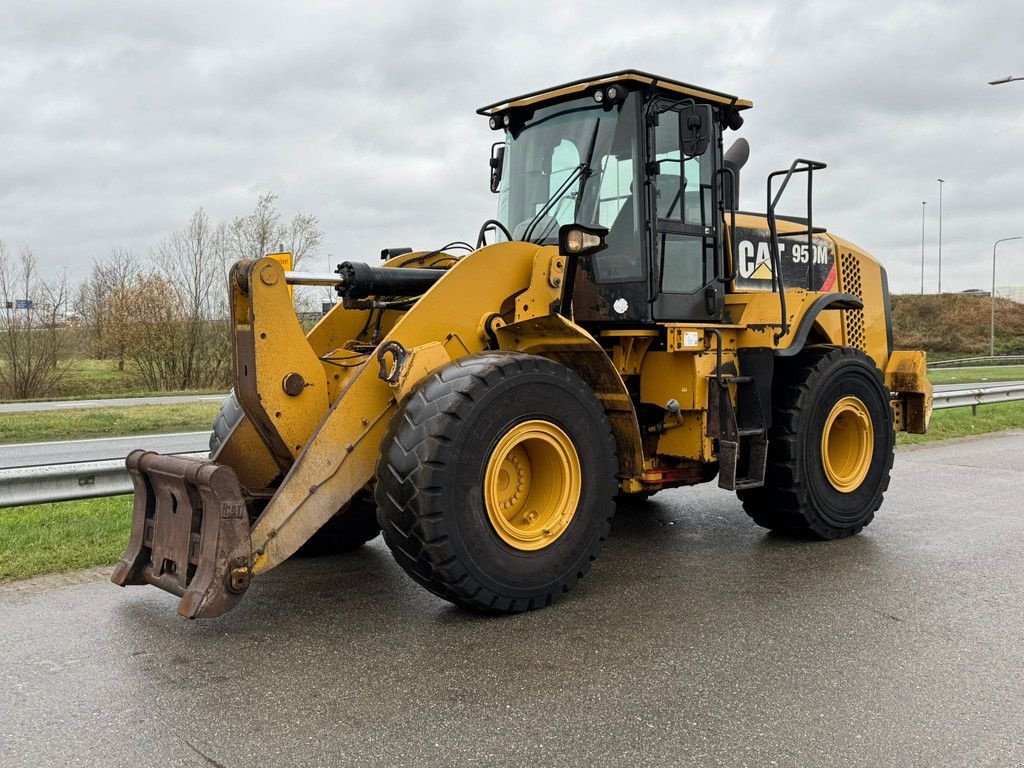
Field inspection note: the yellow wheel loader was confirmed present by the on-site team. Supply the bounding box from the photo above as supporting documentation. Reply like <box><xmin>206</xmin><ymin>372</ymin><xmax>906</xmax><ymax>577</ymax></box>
<box><xmin>112</xmin><ymin>70</ymin><xmax>932</xmax><ymax>619</ymax></box>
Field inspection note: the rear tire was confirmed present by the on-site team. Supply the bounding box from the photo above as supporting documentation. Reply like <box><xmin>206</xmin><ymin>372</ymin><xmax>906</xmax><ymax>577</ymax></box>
<box><xmin>375</xmin><ymin>352</ymin><xmax>618</xmax><ymax>612</ymax></box>
<box><xmin>737</xmin><ymin>347</ymin><xmax>894</xmax><ymax>539</ymax></box>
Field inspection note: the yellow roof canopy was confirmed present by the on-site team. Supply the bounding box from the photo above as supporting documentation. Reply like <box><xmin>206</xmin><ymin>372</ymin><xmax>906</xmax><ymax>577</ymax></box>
<box><xmin>477</xmin><ymin>69</ymin><xmax>753</xmax><ymax>116</ymax></box>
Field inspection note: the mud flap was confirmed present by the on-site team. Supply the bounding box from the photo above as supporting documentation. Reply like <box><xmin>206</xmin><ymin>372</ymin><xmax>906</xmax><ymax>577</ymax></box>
<box><xmin>111</xmin><ymin>450</ymin><xmax>253</xmax><ymax>619</ymax></box>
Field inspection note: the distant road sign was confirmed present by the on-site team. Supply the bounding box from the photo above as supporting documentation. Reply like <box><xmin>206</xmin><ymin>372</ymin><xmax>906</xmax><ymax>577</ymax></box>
<box><xmin>14</xmin><ymin>299</ymin><xmax>33</xmax><ymax>310</ymax></box>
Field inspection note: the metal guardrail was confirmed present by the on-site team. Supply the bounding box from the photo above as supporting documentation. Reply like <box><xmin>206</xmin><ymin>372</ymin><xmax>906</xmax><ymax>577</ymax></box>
<box><xmin>2</xmin><ymin>384</ymin><xmax>1023</xmax><ymax>509</ymax></box>
<box><xmin>929</xmin><ymin>355</ymin><xmax>1024</xmax><ymax>369</ymax></box>
<box><xmin>932</xmin><ymin>384</ymin><xmax>1024</xmax><ymax>410</ymax></box>
<box><xmin>0</xmin><ymin>453</ymin><xmax>204</xmax><ymax>509</ymax></box>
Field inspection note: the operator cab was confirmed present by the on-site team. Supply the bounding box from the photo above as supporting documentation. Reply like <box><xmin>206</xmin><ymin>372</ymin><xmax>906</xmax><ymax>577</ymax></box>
<box><xmin>478</xmin><ymin>70</ymin><xmax>752</xmax><ymax>326</ymax></box>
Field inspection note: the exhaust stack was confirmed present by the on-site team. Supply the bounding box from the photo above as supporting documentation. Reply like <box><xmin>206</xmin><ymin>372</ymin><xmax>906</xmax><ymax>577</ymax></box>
<box><xmin>723</xmin><ymin>138</ymin><xmax>750</xmax><ymax>210</ymax></box>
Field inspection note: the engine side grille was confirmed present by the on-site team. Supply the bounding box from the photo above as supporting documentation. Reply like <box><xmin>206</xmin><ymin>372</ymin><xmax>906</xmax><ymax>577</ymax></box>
<box><xmin>838</xmin><ymin>251</ymin><xmax>866</xmax><ymax>351</ymax></box>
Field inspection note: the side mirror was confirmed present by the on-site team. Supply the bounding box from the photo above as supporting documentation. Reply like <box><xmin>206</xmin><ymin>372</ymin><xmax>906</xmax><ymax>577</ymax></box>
<box><xmin>679</xmin><ymin>104</ymin><xmax>713</xmax><ymax>157</ymax></box>
<box><xmin>489</xmin><ymin>143</ymin><xmax>505</xmax><ymax>194</ymax></box>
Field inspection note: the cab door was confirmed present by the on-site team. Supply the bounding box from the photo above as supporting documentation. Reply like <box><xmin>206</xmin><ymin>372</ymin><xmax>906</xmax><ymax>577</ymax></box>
<box><xmin>646</xmin><ymin>102</ymin><xmax>724</xmax><ymax>322</ymax></box>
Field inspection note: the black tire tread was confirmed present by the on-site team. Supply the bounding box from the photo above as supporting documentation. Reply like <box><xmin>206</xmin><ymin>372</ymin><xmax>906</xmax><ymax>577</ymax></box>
<box><xmin>209</xmin><ymin>390</ymin><xmax>243</xmax><ymax>456</ymax></box>
<box><xmin>295</xmin><ymin>496</ymin><xmax>381</xmax><ymax>557</ymax></box>
<box><xmin>737</xmin><ymin>347</ymin><xmax>895</xmax><ymax>539</ymax></box>
<box><xmin>374</xmin><ymin>352</ymin><xmax>618</xmax><ymax>612</ymax></box>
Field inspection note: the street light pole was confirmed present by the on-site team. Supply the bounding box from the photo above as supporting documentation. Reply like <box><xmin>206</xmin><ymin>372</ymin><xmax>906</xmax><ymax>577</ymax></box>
<box><xmin>920</xmin><ymin>201</ymin><xmax>926</xmax><ymax>295</ymax></box>
<box><xmin>989</xmin><ymin>76</ymin><xmax>1024</xmax><ymax>85</ymax></box>
<box><xmin>937</xmin><ymin>179</ymin><xmax>944</xmax><ymax>294</ymax></box>
<box><xmin>991</xmin><ymin>237</ymin><xmax>1022</xmax><ymax>356</ymax></box>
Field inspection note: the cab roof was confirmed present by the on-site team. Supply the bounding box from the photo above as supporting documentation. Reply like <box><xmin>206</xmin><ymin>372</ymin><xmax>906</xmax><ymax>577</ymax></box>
<box><xmin>476</xmin><ymin>69</ymin><xmax>753</xmax><ymax>116</ymax></box>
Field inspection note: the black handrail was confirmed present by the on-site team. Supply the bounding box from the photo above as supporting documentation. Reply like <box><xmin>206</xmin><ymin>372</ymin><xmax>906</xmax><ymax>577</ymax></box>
<box><xmin>765</xmin><ymin>158</ymin><xmax>827</xmax><ymax>342</ymax></box>
<box><xmin>716</xmin><ymin>165</ymin><xmax>738</xmax><ymax>283</ymax></box>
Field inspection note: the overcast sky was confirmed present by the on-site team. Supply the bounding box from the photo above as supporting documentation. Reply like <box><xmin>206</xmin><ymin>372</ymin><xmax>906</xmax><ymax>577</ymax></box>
<box><xmin>2</xmin><ymin>0</ymin><xmax>1023</xmax><ymax>294</ymax></box>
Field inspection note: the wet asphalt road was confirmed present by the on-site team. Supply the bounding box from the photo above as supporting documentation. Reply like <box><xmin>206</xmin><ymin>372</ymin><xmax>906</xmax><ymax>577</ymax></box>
<box><xmin>0</xmin><ymin>432</ymin><xmax>209</xmax><ymax>469</ymax></box>
<box><xmin>1</xmin><ymin>432</ymin><xmax>1023</xmax><ymax>767</ymax></box>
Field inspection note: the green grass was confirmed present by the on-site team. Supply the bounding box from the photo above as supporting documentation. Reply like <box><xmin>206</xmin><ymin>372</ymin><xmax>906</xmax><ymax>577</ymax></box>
<box><xmin>50</xmin><ymin>358</ymin><xmax>137</xmax><ymax>398</ymax></box>
<box><xmin>0</xmin><ymin>402</ymin><xmax>220</xmax><ymax>444</ymax></box>
<box><xmin>927</xmin><ymin>365</ymin><xmax>1024</xmax><ymax>386</ymax></box>
<box><xmin>898</xmin><ymin>400</ymin><xmax>1024</xmax><ymax>445</ymax></box>
<box><xmin>0</xmin><ymin>357</ymin><xmax>228</xmax><ymax>401</ymax></box>
<box><xmin>0</xmin><ymin>496</ymin><xmax>132</xmax><ymax>581</ymax></box>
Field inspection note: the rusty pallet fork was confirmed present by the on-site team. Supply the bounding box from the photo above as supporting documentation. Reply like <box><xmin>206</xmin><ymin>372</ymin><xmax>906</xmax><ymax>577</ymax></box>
<box><xmin>111</xmin><ymin>451</ymin><xmax>252</xmax><ymax>618</ymax></box>
<box><xmin>109</xmin><ymin>255</ymin><xmax>355</xmax><ymax>618</ymax></box>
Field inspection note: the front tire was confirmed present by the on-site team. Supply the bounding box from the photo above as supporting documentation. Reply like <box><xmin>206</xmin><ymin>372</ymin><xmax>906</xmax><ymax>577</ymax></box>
<box><xmin>295</xmin><ymin>495</ymin><xmax>381</xmax><ymax>557</ymax></box>
<box><xmin>375</xmin><ymin>352</ymin><xmax>618</xmax><ymax>612</ymax></box>
<box><xmin>738</xmin><ymin>347</ymin><xmax>894</xmax><ymax>539</ymax></box>
<box><xmin>209</xmin><ymin>390</ymin><xmax>243</xmax><ymax>456</ymax></box>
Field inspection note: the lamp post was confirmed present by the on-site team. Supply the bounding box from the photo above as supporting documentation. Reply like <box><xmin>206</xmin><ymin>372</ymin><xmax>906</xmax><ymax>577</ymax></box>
<box><xmin>989</xmin><ymin>76</ymin><xmax>1024</xmax><ymax>85</ymax></box>
<box><xmin>937</xmin><ymin>179</ymin><xmax>944</xmax><ymax>293</ymax></box>
<box><xmin>920</xmin><ymin>201</ymin><xmax>926</xmax><ymax>294</ymax></box>
<box><xmin>991</xmin><ymin>237</ymin><xmax>1022</xmax><ymax>356</ymax></box>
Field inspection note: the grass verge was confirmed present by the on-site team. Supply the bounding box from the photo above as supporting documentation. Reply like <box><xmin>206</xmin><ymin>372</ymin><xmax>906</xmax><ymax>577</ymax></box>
<box><xmin>0</xmin><ymin>496</ymin><xmax>132</xmax><ymax>582</ymax></box>
<box><xmin>0</xmin><ymin>402</ymin><xmax>220</xmax><ymax>444</ymax></box>
<box><xmin>897</xmin><ymin>400</ymin><xmax>1024</xmax><ymax>445</ymax></box>
<box><xmin>927</xmin><ymin>366</ymin><xmax>1024</xmax><ymax>386</ymax></box>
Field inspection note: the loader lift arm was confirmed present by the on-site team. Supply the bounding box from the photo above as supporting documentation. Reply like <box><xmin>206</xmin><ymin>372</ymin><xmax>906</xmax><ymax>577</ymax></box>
<box><xmin>112</xmin><ymin>242</ymin><xmax>643</xmax><ymax>617</ymax></box>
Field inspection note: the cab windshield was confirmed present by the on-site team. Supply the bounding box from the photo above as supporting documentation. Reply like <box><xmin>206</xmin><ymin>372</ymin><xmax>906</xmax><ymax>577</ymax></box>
<box><xmin>496</xmin><ymin>95</ymin><xmax>643</xmax><ymax>281</ymax></box>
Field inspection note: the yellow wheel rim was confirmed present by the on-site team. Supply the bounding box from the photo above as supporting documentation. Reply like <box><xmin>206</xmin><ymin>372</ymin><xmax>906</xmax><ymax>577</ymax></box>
<box><xmin>483</xmin><ymin>420</ymin><xmax>582</xmax><ymax>551</ymax></box>
<box><xmin>821</xmin><ymin>396</ymin><xmax>874</xmax><ymax>493</ymax></box>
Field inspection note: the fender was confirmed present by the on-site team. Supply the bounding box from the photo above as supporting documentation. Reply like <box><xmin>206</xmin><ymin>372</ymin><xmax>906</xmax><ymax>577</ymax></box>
<box><xmin>776</xmin><ymin>292</ymin><xmax>863</xmax><ymax>358</ymax></box>
<box><xmin>494</xmin><ymin>313</ymin><xmax>645</xmax><ymax>486</ymax></box>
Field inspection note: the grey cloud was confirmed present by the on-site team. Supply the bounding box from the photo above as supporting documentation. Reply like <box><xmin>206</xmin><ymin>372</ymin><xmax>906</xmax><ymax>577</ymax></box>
<box><xmin>2</xmin><ymin>0</ymin><xmax>1023</xmax><ymax>294</ymax></box>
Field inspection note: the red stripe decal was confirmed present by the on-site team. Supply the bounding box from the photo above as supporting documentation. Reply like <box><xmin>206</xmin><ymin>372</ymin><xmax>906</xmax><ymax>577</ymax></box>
<box><xmin>821</xmin><ymin>264</ymin><xmax>837</xmax><ymax>292</ymax></box>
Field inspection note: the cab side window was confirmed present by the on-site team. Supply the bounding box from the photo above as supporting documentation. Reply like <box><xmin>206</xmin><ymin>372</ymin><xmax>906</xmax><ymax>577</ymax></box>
<box><xmin>652</xmin><ymin>109</ymin><xmax>714</xmax><ymax>294</ymax></box>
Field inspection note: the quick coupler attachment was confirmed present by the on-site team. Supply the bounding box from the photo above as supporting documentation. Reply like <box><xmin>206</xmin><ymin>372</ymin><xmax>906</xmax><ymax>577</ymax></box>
<box><xmin>111</xmin><ymin>450</ymin><xmax>253</xmax><ymax>619</ymax></box>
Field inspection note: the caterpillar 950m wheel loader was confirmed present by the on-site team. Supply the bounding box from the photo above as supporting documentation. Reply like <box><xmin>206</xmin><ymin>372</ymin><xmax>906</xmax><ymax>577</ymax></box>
<box><xmin>112</xmin><ymin>70</ymin><xmax>932</xmax><ymax>619</ymax></box>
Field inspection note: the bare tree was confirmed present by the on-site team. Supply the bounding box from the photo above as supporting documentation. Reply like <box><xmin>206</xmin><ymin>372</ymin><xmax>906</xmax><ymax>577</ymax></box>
<box><xmin>74</xmin><ymin>247</ymin><xmax>139</xmax><ymax>367</ymax></box>
<box><xmin>228</xmin><ymin>192</ymin><xmax>324</xmax><ymax>269</ymax></box>
<box><xmin>282</xmin><ymin>211</ymin><xmax>324</xmax><ymax>269</ymax></box>
<box><xmin>108</xmin><ymin>273</ymin><xmax>213</xmax><ymax>391</ymax></box>
<box><xmin>0</xmin><ymin>242</ymin><xmax>72</xmax><ymax>399</ymax></box>
<box><xmin>228</xmin><ymin>192</ymin><xmax>281</xmax><ymax>263</ymax></box>
<box><xmin>149</xmin><ymin>209</ymin><xmax>232</xmax><ymax>389</ymax></box>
